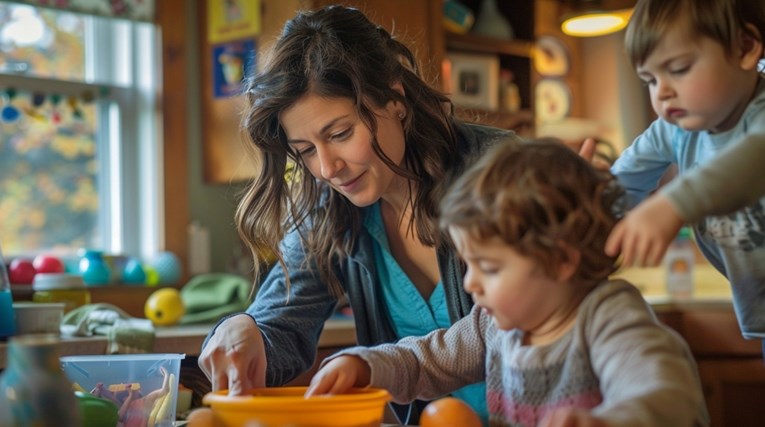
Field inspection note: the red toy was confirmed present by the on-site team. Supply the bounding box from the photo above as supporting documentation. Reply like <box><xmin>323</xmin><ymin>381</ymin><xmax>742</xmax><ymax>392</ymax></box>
<box><xmin>32</xmin><ymin>254</ymin><xmax>66</xmax><ymax>274</ymax></box>
<box><xmin>9</xmin><ymin>258</ymin><xmax>36</xmax><ymax>284</ymax></box>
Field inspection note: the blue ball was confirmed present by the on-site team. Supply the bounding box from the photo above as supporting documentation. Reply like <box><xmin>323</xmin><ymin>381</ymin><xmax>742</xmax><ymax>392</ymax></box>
<box><xmin>122</xmin><ymin>257</ymin><xmax>146</xmax><ymax>285</ymax></box>
<box><xmin>149</xmin><ymin>251</ymin><xmax>182</xmax><ymax>284</ymax></box>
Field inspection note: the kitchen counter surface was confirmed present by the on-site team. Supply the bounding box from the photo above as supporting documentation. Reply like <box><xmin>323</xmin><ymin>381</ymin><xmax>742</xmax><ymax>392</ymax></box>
<box><xmin>612</xmin><ymin>262</ymin><xmax>731</xmax><ymax>306</ymax></box>
<box><xmin>1</xmin><ymin>263</ymin><xmax>733</xmax><ymax>370</ymax></box>
<box><xmin>0</xmin><ymin>317</ymin><xmax>356</xmax><ymax>370</ymax></box>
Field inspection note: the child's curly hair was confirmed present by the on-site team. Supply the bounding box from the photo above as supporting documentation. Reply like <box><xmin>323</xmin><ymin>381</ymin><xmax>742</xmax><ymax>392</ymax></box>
<box><xmin>439</xmin><ymin>139</ymin><xmax>623</xmax><ymax>285</ymax></box>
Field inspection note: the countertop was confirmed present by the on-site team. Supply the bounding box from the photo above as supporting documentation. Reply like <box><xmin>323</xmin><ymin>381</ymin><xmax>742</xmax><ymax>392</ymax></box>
<box><xmin>0</xmin><ymin>317</ymin><xmax>356</xmax><ymax>370</ymax></box>
<box><xmin>1</xmin><ymin>263</ymin><xmax>733</xmax><ymax>370</ymax></box>
<box><xmin>612</xmin><ymin>262</ymin><xmax>731</xmax><ymax>307</ymax></box>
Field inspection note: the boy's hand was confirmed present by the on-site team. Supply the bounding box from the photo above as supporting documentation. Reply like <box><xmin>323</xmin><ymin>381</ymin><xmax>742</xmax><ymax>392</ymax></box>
<box><xmin>304</xmin><ymin>355</ymin><xmax>371</xmax><ymax>397</ymax></box>
<box><xmin>605</xmin><ymin>194</ymin><xmax>684</xmax><ymax>267</ymax></box>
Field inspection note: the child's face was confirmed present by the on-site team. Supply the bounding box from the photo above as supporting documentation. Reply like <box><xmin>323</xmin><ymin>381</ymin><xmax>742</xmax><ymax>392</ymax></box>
<box><xmin>637</xmin><ymin>25</ymin><xmax>756</xmax><ymax>133</ymax></box>
<box><xmin>451</xmin><ymin>229</ymin><xmax>574</xmax><ymax>335</ymax></box>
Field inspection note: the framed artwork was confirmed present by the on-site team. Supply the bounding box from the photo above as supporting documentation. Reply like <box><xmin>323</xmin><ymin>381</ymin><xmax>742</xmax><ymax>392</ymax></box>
<box><xmin>445</xmin><ymin>52</ymin><xmax>500</xmax><ymax>111</ymax></box>
<box><xmin>535</xmin><ymin>78</ymin><xmax>571</xmax><ymax>124</ymax></box>
<box><xmin>212</xmin><ymin>39</ymin><xmax>256</xmax><ymax>98</ymax></box>
<box><xmin>533</xmin><ymin>35</ymin><xmax>570</xmax><ymax>77</ymax></box>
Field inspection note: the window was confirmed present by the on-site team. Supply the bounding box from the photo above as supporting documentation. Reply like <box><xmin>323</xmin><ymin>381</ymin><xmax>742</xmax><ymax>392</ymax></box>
<box><xmin>0</xmin><ymin>3</ymin><xmax>161</xmax><ymax>260</ymax></box>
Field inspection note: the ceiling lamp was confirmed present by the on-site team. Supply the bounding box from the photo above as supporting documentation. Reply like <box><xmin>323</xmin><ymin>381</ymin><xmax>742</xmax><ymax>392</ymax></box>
<box><xmin>560</xmin><ymin>1</ymin><xmax>632</xmax><ymax>37</ymax></box>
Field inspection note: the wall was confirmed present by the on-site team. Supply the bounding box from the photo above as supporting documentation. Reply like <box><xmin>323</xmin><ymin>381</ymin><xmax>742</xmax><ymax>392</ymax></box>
<box><xmin>580</xmin><ymin>30</ymin><xmax>650</xmax><ymax>151</ymax></box>
<box><xmin>184</xmin><ymin>3</ymin><xmax>247</xmax><ymax>275</ymax></box>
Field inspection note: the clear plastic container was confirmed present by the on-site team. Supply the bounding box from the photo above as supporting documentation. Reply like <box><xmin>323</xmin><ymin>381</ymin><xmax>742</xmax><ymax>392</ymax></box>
<box><xmin>0</xmin><ymin>242</ymin><xmax>16</xmax><ymax>339</ymax></box>
<box><xmin>32</xmin><ymin>273</ymin><xmax>91</xmax><ymax>313</ymax></box>
<box><xmin>61</xmin><ymin>353</ymin><xmax>185</xmax><ymax>427</ymax></box>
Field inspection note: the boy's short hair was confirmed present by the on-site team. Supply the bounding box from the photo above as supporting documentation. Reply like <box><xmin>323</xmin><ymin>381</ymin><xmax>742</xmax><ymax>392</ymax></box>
<box><xmin>439</xmin><ymin>139</ymin><xmax>622</xmax><ymax>285</ymax></box>
<box><xmin>625</xmin><ymin>0</ymin><xmax>765</xmax><ymax>68</ymax></box>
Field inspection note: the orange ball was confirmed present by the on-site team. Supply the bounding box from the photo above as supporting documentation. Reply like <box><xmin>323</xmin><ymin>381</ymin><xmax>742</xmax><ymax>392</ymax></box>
<box><xmin>420</xmin><ymin>397</ymin><xmax>482</xmax><ymax>427</ymax></box>
<box><xmin>186</xmin><ymin>407</ymin><xmax>214</xmax><ymax>427</ymax></box>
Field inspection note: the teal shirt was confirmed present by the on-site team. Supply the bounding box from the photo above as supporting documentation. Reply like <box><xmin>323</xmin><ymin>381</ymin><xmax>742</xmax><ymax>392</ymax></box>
<box><xmin>364</xmin><ymin>202</ymin><xmax>488</xmax><ymax>424</ymax></box>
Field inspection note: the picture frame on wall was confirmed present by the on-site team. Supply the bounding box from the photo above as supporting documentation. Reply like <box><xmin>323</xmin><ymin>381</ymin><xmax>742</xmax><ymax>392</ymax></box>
<box><xmin>444</xmin><ymin>52</ymin><xmax>500</xmax><ymax>111</ymax></box>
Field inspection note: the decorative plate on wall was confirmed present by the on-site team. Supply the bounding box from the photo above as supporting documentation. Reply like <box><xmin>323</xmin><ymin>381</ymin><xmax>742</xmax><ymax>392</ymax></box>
<box><xmin>533</xmin><ymin>35</ymin><xmax>570</xmax><ymax>77</ymax></box>
<box><xmin>535</xmin><ymin>78</ymin><xmax>571</xmax><ymax>123</ymax></box>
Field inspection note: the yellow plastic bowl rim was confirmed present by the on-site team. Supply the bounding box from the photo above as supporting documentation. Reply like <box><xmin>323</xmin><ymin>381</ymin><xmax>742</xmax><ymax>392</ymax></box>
<box><xmin>203</xmin><ymin>386</ymin><xmax>391</xmax><ymax>410</ymax></box>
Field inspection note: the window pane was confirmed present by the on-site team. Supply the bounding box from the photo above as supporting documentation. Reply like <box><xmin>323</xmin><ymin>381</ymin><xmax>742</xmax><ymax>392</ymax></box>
<box><xmin>0</xmin><ymin>3</ymin><xmax>86</xmax><ymax>81</ymax></box>
<box><xmin>0</xmin><ymin>88</ymin><xmax>100</xmax><ymax>254</ymax></box>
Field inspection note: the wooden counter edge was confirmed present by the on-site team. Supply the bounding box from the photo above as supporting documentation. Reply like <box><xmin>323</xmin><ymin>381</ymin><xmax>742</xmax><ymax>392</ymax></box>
<box><xmin>0</xmin><ymin>317</ymin><xmax>357</xmax><ymax>370</ymax></box>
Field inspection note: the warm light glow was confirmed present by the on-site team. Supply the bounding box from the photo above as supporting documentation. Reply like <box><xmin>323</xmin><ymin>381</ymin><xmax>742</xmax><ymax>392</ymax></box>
<box><xmin>561</xmin><ymin>10</ymin><xmax>632</xmax><ymax>37</ymax></box>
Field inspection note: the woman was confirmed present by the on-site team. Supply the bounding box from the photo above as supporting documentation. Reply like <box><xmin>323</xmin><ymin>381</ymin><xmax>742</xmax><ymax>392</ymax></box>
<box><xmin>198</xmin><ymin>5</ymin><xmax>521</xmax><ymax>423</ymax></box>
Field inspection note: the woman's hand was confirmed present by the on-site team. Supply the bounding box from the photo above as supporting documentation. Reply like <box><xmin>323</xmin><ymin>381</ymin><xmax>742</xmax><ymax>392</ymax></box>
<box><xmin>198</xmin><ymin>314</ymin><xmax>267</xmax><ymax>396</ymax></box>
<box><xmin>605</xmin><ymin>194</ymin><xmax>684</xmax><ymax>267</ymax></box>
<box><xmin>304</xmin><ymin>355</ymin><xmax>371</xmax><ymax>397</ymax></box>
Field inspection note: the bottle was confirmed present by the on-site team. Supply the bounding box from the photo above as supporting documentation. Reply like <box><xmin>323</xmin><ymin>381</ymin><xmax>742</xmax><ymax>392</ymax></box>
<box><xmin>499</xmin><ymin>69</ymin><xmax>521</xmax><ymax>113</ymax></box>
<box><xmin>32</xmin><ymin>272</ymin><xmax>91</xmax><ymax>314</ymax></box>
<box><xmin>78</xmin><ymin>249</ymin><xmax>111</xmax><ymax>286</ymax></box>
<box><xmin>472</xmin><ymin>0</ymin><xmax>514</xmax><ymax>40</ymax></box>
<box><xmin>0</xmin><ymin>335</ymin><xmax>82</xmax><ymax>426</ymax></box>
<box><xmin>665</xmin><ymin>227</ymin><xmax>695</xmax><ymax>300</ymax></box>
<box><xmin>0</xmin><ymin>242</ymin><xmax>16</xmax><ymax>340</ymax></box>
<box><xmin>188</xmin><ymin>221</ymin><xmax>211</xmax><ymax>275</ymax></box>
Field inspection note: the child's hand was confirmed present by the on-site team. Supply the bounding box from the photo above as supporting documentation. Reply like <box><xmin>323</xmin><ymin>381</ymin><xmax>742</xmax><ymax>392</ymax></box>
<box><xmin>304</xmin><ymin>355</ymin><xmax>371</xmax><ymax>397</ymax></box>
<box><xmin>605</xmin><ymin>194</ymin><xmax>684</xmax><ymax>267</ymax></box>
<box><xmin>539</xmin><ymin>406</ymin><xmax>609</xmax><ymax>427</ymax></box>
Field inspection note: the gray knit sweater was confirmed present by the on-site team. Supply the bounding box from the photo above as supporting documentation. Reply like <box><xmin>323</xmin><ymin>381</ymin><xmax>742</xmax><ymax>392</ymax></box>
<box><xmin>326</xmin><ymin>280</ymin><xmax>709</xmax><ymax>427</ymax></box>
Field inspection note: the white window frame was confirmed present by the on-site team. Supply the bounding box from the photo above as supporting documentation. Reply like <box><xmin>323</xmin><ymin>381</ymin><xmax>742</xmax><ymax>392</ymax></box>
<box><xmin>0</xmin><ymin>11</ymin><xmax>162</xmax><ymax>260</ymax></box>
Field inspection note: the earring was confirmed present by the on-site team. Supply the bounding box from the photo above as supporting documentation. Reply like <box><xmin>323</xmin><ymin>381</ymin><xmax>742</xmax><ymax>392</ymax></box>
<box><xmin>398</xmin><ymin>111</ymin><xmax>406</xmax><ymax>120</ymax></box>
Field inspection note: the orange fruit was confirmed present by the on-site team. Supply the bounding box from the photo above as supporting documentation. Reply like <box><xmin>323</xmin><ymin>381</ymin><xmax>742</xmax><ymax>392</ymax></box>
<box><xmin>420</xmin><ymin>397</ymin><xmax>482</xmax><ymax>427</ymax></box>
<box><xmin>186</xmin><ymin>407</ymin><xmax>214</xmax><ymax>427</ymax></box>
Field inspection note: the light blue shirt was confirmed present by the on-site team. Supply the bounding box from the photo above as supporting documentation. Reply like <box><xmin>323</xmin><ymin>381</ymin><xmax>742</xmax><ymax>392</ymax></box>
<box><xmin>364</xmin><ymin>202</ymin><xmax>488</xmax><ymax>424</ymax></box>
<box><xmin>612</xmin><ymin>77</ymin><xmax>765</xmax><ymax>339</ymax></box>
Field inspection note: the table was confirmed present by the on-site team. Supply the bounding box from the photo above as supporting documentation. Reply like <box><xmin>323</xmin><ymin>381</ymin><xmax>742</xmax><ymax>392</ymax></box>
<box><xmin>0</xmin><ymin>317</ymin><xmax>357</xmax><ymax>369</ymax></box>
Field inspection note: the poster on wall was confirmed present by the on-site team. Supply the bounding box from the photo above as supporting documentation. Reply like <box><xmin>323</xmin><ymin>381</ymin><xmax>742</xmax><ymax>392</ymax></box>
<box><xmin>207</xmin><ymin>0</ymin><xmax>261</xmax><ymax>44</ymax></box>
<box><xmin>212</xmin><ymin>39</ymin><xmax>256</xmax><ymax>98</ymax></box>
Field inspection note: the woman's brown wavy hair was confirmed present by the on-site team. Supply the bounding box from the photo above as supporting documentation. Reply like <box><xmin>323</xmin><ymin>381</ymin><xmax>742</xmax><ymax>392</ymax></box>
<box><xmin>236</xmin><ymin>5</ymin><xmax>460</xmax><ymax>296</ymax></box>
<box><xmin>439</xmin><ymin>140</ymin><xmax>623</xmax><ymax>286</ymax></box>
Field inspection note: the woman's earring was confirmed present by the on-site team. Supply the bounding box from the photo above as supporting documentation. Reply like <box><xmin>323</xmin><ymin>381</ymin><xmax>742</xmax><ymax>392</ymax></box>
<box><xmin>398</xmin><ymin>111</ymin><xmax>406</xmax><ymax>120</ymax></box>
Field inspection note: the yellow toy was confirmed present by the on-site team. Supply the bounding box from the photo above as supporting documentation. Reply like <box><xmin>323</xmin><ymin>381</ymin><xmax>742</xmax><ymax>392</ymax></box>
<box><xmin>144</xmin><ymin>288</ymin><xmax>185</xmax><ymax>326</ymax></box>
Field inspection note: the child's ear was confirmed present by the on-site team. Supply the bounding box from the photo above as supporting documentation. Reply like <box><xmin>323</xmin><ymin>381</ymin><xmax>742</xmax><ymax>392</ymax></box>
<box><xmin>739</xmin><ymin>23</ymin><xmax>763</xmax><ymax>70</ymax></box>
<box><xmin>556</xmin><ymin>245</ymin><xmax>581</xmax><ymax>283</ymax></box>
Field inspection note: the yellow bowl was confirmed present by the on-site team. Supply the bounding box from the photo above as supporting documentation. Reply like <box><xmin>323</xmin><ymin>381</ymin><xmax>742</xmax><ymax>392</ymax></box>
<box><xmin>202</xmin><ymin>386</ymin><xmax>391</xmax><ymax>427</ymax></box>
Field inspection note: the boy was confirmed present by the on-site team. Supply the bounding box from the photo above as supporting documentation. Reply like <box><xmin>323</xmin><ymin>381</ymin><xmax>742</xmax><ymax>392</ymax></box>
<box><xmin>605</xmin><ymin>0</ymin><xmax>765</xmax><ymax>348</ymax></box>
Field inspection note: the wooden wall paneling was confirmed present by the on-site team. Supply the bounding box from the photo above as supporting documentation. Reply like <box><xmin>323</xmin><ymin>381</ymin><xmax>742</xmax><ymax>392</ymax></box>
<box><xmin>309</xmin><ymin>0</ymin><xmax>444</xmax><ymax>84</ymax></box>
<box><xmin>156</xmin><ymin>0</ymin><xmax>190</xmax><ymax>278</ymax></box>
<box><xmin>199</xmin><ymin>0</ymin><xmax>305</xmax><ymax>184</ymax></box>
<box><xmin>534</xmin><ymin>0</ymin><xmax>582</xmax><ymax>118</ymax></box>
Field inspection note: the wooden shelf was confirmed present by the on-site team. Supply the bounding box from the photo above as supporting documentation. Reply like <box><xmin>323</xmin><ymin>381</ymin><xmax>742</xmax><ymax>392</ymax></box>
<box><xmin>445</xmin><ymin>32</ymin><xmax>534</xmax><ymax>58</ymax></box>
<box><xmin>454</xmin><ymin>107</ymin><xmax>534</xmax><ymax>135</ymax></box>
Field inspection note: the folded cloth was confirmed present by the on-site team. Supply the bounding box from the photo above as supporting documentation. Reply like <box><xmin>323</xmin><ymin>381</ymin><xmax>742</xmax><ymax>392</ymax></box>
<box><xmin>61</xmin><ymin>303</ymin><xmax>155</xmax><ymax>354</ymax></box>
<box><xmin>179</xmin><ymin>273</ymin><xmax>252</xmax><ymax>324</ymax></box>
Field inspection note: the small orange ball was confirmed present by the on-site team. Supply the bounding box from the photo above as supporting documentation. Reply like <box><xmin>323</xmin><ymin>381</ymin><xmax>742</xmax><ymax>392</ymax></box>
<box><xmin>186</xmin><ymin>407</ymin><xmax>214</xmax><ymax>427</ymax></box>
<box><xmin>420</xmin><ymin>397</ymin><xmax>482</xmax><ymax>427</ymax></box>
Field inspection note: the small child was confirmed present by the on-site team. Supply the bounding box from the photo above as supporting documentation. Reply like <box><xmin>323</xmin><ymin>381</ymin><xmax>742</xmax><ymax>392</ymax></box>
<box><xmin>306</xmin><ymin>140</ymin><xmax>709</xmax><ymax>427</ymax></box>
<box><xmin>604</xmin><ymin>0</ymin><xmax>765</xmax><ymax>348</ymax></box>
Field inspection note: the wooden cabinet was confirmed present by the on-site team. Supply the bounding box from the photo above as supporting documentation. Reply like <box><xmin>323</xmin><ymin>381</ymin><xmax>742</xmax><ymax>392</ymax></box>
<box><xmin>656</xmin><ymin>304</ymin><xmax>765</xmax><ymax>427</ymax></box>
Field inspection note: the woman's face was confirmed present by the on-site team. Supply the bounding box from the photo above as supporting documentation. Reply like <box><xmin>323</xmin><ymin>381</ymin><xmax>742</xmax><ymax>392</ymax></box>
<box><xmin>279</xmin><ymin>93</ymin><xmax>407</xmax><ymax>207</ymax></box>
